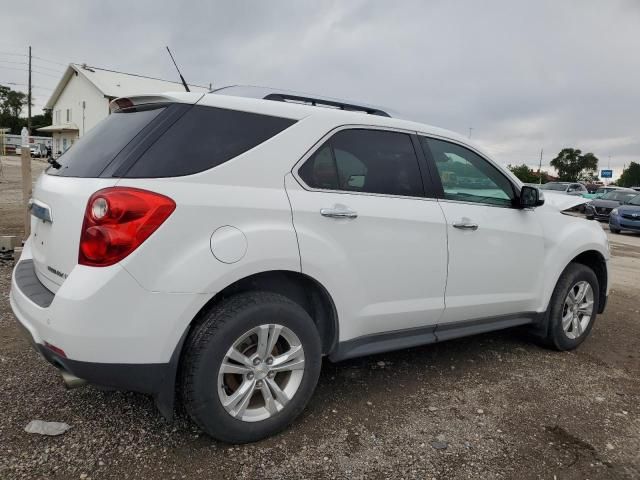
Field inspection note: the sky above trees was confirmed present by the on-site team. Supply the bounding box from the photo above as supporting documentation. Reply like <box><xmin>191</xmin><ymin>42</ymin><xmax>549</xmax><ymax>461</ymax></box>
<box><xmin>2</xmin><ymin>0</ymin><xmax>639</xmax><ymax>176</ymax></box>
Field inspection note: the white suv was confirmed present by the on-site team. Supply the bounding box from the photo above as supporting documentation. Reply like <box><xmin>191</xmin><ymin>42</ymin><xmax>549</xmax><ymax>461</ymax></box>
<box><xmin>11</xmin><ymin>87</ymin><xmax>609</xmax><ymax>443</ymax></box>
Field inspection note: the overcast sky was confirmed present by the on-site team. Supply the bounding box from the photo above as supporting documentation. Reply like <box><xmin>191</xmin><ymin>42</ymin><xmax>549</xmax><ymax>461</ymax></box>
<box><xmin>2</xmin><ymin>0</ymin><xmax>639</xmax><ymax>175</ymax></box>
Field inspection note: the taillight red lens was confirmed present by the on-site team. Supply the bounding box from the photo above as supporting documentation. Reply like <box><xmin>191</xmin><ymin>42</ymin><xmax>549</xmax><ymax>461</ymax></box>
<box><xmin>79</xmin><ymin>187</ymin><xmax>175</xmax><ymax>267</ymax></box>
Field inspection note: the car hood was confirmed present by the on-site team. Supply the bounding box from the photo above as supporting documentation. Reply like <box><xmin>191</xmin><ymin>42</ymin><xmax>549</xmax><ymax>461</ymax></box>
<box><xmin>541</xmin><ymin>191</ymin><xmax>588</xmax><ymax>211</ymax></box>
<box><xmin>617</xmin><ymin>204</ymin><xmax>640</xmax><ymax>214</ymax></box>
<box><xmin>590</xmin><ymin>199</ymin><xmax>621</xmax><ymax>208</ymax></box>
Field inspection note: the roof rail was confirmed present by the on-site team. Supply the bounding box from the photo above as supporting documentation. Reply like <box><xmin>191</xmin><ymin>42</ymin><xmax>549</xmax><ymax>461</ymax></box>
<box><xmin>263</xmin><ymin>93</ymin><xmax>391</xmax><ymax>117</ymax></box>
<box><xmin>210</xmin><ymin>85</ymin><xmax>393</xmax><ymax>117</ymax></box>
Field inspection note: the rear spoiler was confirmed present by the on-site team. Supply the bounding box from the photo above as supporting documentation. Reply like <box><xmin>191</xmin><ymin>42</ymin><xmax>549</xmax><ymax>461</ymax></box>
<box><xmin>109</xmin><ymin>92</ymin><xmax>205</xmax><ymax>113</ymax></box>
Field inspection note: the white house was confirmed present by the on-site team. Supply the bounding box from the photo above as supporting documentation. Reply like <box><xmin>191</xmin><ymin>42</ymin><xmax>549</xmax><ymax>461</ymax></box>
<box><xmin>39</xmin><ymin>63</ymin><xmax>208</xmax><ymax>156</ymax></box>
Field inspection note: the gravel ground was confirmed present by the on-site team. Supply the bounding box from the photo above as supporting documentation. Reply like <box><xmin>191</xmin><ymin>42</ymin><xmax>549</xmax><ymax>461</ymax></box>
<box><xmin>1</xmin><ymin>155</ymin><xmax>639</xmax><ymax>479</ymax></box>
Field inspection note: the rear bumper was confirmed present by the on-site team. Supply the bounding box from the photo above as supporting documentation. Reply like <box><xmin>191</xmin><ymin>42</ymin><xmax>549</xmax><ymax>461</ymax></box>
<box><xmin>13</xmin><ymin>316</ymin><xmax>170</xmax><ymax>395</ymax></box>
<box><xmin>9</xmin><ymin>239</ymin><xmax>208</xmax><ymax>403</ymax></box>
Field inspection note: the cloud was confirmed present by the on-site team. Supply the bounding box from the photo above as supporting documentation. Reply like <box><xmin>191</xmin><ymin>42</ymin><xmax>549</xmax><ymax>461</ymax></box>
<box><xmin>1</xmin><ymin>0</ymin><xmax>638</xmax><ymax>169</ymax></box>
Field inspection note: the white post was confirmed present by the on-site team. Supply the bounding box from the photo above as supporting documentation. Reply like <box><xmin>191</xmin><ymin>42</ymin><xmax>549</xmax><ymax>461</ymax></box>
<box><xmin>20</xmin><ymin>126</ymin><xmax>32</xmax><ymax>239</ymax></box>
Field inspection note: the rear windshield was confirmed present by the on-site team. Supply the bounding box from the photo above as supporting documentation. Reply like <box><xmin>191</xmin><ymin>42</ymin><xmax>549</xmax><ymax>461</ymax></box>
<box><xmin>49</xmin><ymin>103</ymin><xmax>296</xmax><ymax>178</ymax></box>
<box><xmin>49</xmin><ymin>105</ymin><xmax>166</xmax><ymax>177</ymax></box>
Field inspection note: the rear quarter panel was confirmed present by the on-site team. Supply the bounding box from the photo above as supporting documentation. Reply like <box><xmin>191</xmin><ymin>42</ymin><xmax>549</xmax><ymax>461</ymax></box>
<box><xmin>114</xmin><ymin>115</ymin><xmax>339</xmax><ymax>295</ymax></box>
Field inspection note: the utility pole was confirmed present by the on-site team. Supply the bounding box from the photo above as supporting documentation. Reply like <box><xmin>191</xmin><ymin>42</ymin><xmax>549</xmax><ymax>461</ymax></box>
<box><xmin>27</xmin><ymin>46</ymin><xmax>32</xmax><ymax>132</ymax></box>
<box><xmin>21</xmin><ymin>46</ymin><xmax>33</xmax><ymax>239</ymax></box>
<box><xmin>468</xmin><ymin>127</ymin><xmax>473</xmax><ymax>139</ymax></box>
<box><xmin>538</xmin><ymin>148</ymin><xmax>543</xmax><ymax>184</ymax></box>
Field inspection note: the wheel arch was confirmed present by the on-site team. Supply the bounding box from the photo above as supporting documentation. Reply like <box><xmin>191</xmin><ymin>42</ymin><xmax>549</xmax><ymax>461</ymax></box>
<box><xmin>186</xmin><ymin>270</ymin><xmax>339</xmax><ymax>356</ymax></box>
<box><xmin>569</xmin><ymin>249</ymin><xmax>608</xmax><ymax>314</ymax></box>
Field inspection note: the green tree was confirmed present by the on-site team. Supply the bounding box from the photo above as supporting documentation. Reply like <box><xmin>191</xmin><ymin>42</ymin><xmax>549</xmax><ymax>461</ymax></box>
<box><xmin>618</xmin><ymin>162</ymin><xmax>640</xmax><ymax>187</ymax></box>
<box><xmin>0</xmin><ymin>84</ymin><xmax>50</xmax><ymax>136</ymax></box>
<box><xmin>0</xmin><ymin>85</ymin><xmax>27</xmax><ymax>118</ymax></box>
<box><xmin>508</xmin><ymin>164</ymin><xmax>538</xmax><ymax>183</ymax></box>
<box><xmin>550</xmin><ymin>148</ymin><xmax>599</xmax><ymax>181</ymax></box>
<box><xmin>507</xmin><ymin>164</ymin><xmax>555</xmax><ymax>183</ymax></box>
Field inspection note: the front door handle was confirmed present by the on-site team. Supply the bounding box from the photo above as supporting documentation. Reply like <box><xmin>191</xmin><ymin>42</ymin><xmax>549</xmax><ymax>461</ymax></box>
<box><xmin>320</xmin><ymin>207</ymin><xmax>358</xmax><ymax>219</ymax></box>
<box><xmin>452</xmin><ymin>221</ymin><xmax>478</xmax><ymax>231</ymax></box>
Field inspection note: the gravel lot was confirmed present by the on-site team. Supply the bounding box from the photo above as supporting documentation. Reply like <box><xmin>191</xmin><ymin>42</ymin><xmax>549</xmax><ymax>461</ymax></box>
<box><xmin>1</xmin><ymin>155</ymin><xmax>639</xmax><ymax>479</ymax></box>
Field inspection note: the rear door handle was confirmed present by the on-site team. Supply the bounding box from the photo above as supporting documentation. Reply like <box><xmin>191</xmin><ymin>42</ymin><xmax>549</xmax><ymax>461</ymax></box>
<box><xmin>452</xmin><ymin>221</ymin><xmax>478</xmax><ymax>231</ymax></box>
<box><xmin>320</xmin><ymin>207</ymin><xmax>358</xmax><ymax>219</ymax></box>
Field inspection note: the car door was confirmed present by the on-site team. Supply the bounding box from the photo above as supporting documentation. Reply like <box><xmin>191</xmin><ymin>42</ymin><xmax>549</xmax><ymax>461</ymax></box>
<box><xmin>419</xmin><ymin>136</ymin><xmax>545</xmax><ymax>324</ymax></box>
<box><xmin>285</xmin><ymin>127</ymin><xmax>448</xmax><ymax>343</ymax></box>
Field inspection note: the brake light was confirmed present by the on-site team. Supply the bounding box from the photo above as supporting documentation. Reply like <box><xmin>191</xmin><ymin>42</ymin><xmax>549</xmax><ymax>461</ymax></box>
<box><xmin>79</xmin><ymin>187</ymin><xmax>175</xmax><ymax>267</ymax></box>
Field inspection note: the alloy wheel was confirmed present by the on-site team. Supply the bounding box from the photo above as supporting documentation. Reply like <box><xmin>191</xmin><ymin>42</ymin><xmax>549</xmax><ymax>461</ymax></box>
<box><xmin>217</xmin><ymin>324</ymin><xmax>305</xmax><ymax>422</ymax></box>
<box><xmin>561</xmin><ymin>281</ymin><xmax>594</xmax><ymax>340</ymax></box>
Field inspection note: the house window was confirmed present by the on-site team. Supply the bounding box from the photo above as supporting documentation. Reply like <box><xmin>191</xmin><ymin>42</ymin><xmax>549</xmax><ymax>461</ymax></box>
<box><xmin>55</xmin><ymin>110</ymin><xmax>61</xmax><ymax>124</ymax></box>
<box><xmin>66</xmin><ymin>109</ymin><xmax>72</xmax><ymax>122</ymax></box>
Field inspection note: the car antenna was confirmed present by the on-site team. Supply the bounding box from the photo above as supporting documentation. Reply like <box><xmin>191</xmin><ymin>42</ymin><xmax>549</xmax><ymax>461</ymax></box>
<box><xmin>165</xmin><ymin>46</ymin><xmax>190</xmax><ymax>92</ymax></box>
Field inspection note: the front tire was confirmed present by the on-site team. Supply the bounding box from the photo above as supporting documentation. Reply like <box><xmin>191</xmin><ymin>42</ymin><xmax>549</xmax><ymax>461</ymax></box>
<box><xmin>181</xmin><ymin>291</ymin><xmax>322</xmax><ymax>443</ymax></box>
<box><xmin>544</xmin><ymin>263</ymin><xmax>599</xmax><ymax>350</ymax></box>
<box><xmin>610</xmin><ymin>227</ymin><xmax>621</xmax><ymax>234</ymax></box>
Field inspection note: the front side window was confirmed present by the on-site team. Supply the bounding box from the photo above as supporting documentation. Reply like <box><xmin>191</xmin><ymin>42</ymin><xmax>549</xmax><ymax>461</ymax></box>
<box><xmin>422</xmin><ymin>137</ymin><xmax>515</xmax><ymax>207</ymax></box>
<box><xmin>298</xmin><ymin>129</ymin><xmax>424</xmax><ymax>197</ymax></box>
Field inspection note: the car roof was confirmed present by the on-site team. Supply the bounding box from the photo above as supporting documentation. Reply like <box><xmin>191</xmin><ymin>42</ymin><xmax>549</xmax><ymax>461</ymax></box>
<box><xmin>203</xmin><ymin>86</ymin><xmax>481</xmax><ymax>148</ymax></box>
<box><xmin>116</xmin><ymin>87</ymin><xmax>499</xmax><ymax>166</ymax></box>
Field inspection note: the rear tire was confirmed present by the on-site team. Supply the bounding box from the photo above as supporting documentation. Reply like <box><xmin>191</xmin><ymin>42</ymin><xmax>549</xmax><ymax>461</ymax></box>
<box><xmin>610</xmin><ymin>228</ymin><xmax>621</xmax><ymax>234</ymax></box>
<box><xmin>586</xmin><ymin>215</ymin><xmax>594</xmax><ymax>220</ymax></box>
<box><xmin>181</xmin><ymin>291</ymin><xmax>322</xmax><ymax>443</ymax></box>
<box><xmin>544</xmin><ymin>263</ymin><xmax>599</xmax><ymax>351</ymax></box>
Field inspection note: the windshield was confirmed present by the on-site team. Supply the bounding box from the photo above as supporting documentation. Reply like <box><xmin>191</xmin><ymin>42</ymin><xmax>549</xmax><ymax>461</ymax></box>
<box><xmin>626</xmin><ymin>194</ymin><xmax>640</xmax><ymax>206</ymax></box>
<box><xmin>541</xmin><ymin>183</ymin><xmax>569</xmax><ymax>191</ymax></box>
<box><xmin>602</xmin><ymin>191</ymin><xmax>636</xmax><ymax>202</ymax></box>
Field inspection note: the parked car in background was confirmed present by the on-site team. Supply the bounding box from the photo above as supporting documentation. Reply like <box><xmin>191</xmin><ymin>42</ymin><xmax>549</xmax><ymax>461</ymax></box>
<box><xmin>14</xmin><ymin>144</ymin><xmax>48</xmax><ymax>157</ymax></box>
<box><xmin>31</xmin><ymin>144</ymin><xmax>48</xmax><ymax>158</ymax></box>
<box><xmin>609</xmin><ymin>194</ymin><xmax>640</xmax><ymax>233</ymax></box>
<box><xmin>585</xmin><ymin>190</ymin><xmax>639</xmax><ymax>221</ymax></box>
<box><xmin>585</xmin><ymin>183</ymin><xmax>604</xmax><ymax>194</ymax></box>
<box><xmin>631</xmin><ymin>186</ymin><xmax>640</xmax><ymax>192</ymax></box>
<box><xmin>10</xmin><ymin>87</ymin><xmax>609</xmax><ymax>443</ymax></box>
<box><xmin>582</xmin><ymin>185</ymin><xmax>631</xmax><ymax>200</ymax></box>
<box><xmin>539</xmin><ymin>182</ymin><xmax>588</xmax><ymax>196</ymax></box>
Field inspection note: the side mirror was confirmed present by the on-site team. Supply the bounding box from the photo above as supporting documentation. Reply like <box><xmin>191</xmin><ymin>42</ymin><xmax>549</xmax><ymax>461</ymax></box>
<box><xmin>520</xmin><ymin>185</ymin><xmax>544</xmax><ymax>208</ymax></box>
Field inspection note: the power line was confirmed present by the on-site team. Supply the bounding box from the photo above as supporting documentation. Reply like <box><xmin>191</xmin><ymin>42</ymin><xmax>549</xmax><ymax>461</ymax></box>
<box><xmin>0</xmin><ymin>65</ymin><xmax>61</xmax><ymax>78</ymax></box>
<box><xmin>0</xmin><ymin>50</ymin><xmax>68</xmax><ymax>67</ymax></box>
<box><xmin>0</xmin><ymin>59</ymin><xmax>62</xmax><ymax>74</ymax></box>
<box><xmin>0</xmin><ymin>60</ymin><xmax>28</xmax><ymax>66</ymax></box>
<box><xmin>32</xmin><ymin>55</ymin><xmax>68</xmax><ymax>67</ymax></box>
<box><xmin>0</xmin><ymin>51</ymin><xmax>25</xmax><ymax>57</ymax></box>
<box><xmin>0</xmin><ymin>82</ymin><xmax>53</xmax><ymax>91</ymax></box>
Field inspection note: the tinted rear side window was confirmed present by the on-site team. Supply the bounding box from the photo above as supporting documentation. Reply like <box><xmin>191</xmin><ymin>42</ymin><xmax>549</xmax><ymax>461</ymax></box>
<box><xmin>298</xmin><ymin>129</ymin><xmax>424</xmax><ymax>197</ymax></box>
<box><xmin>49</xmin><ymin>106</ymin><xmax>165</xmax><ymax>177</ymax></box>
<box><xmin>123</xmin><ymin>106</ymin><xmax>296</xmax><ymax>178</ymax></box>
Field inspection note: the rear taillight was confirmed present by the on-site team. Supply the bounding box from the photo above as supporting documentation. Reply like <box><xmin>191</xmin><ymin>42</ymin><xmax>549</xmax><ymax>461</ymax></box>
<box><xmin>79</xmin><ymin>187</ymin><xmax>175</xmax><ymax>267</ymax></box>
